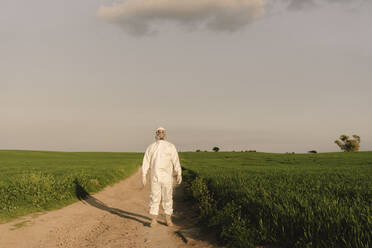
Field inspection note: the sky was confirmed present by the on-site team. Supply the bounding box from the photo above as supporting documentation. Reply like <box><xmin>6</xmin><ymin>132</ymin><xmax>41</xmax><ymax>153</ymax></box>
<box><xmin>1</xmin><ymin>0</ymin><xmax>371</xmax><ymax>153</ymax></box>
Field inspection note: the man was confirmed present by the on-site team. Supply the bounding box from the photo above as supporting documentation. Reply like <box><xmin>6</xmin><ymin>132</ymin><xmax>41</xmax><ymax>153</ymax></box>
<box><xmin>142</xmin><ymin>127</ymin><xmax>182</xmax><ymax>227</ymax></box>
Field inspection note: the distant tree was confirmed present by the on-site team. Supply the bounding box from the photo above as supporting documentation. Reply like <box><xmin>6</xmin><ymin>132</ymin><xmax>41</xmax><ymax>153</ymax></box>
<box><xmin>212</xmin><ymin>147</ymin><xmax>220</xmax><ymax>152</ymax></box>
<box><xmin>308</xmin><ymin>150</ymin><xmax>317</xmax><ymax>154</ymax></box>
<box><xmin>196</xmin><ymin>149</ymin><xmax>201</xmax><ymax>152</ymax></box>
<box><xmin>335</xmin><ymin>134</ymin><xmax>360</xmax><ymax>152</ymax></box>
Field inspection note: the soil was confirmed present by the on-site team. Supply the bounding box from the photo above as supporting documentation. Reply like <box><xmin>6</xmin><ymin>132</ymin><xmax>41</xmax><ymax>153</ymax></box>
<box><xmin>0</xmin><ymin>169</ymin><xmax>222</xmax><ymax>248</ymax></box>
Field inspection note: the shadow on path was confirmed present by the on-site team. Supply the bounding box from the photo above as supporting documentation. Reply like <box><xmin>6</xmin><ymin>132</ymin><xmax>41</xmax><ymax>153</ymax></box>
<box><xmin>74</xmin><ymin>179</ymin><xmax>151</xmax><ymax>227</ymax></box>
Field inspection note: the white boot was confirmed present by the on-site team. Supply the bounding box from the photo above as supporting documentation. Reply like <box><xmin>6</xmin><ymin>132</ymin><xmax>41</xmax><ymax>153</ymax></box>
<box><xmin>165</xmin><ymin>214</ymin><xmax>173</xmax><ymax>227</ymax></box>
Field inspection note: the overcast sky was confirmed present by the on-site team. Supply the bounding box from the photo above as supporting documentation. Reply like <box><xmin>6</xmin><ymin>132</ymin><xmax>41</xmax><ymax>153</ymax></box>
<box><xmin>1</xmin><ymin>0</ymin><xmax>371</xmax><ymax>153</ymax></box>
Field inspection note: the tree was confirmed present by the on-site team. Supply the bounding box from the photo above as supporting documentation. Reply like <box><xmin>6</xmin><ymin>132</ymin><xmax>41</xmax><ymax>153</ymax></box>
<box><xmin>212</xmin><ymin>146</ymin><xmax>220</xmax><ymax>152</ymax></box>
<box><xmin>334</xmin><ymin>134</ymin><xmax>360</xmax><ymax>152</ymax></box>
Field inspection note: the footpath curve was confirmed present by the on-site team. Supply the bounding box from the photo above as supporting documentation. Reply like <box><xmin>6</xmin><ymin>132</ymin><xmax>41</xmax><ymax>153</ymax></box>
<box><xmin>0</xmin><ymin>169</ymin><xmax>220</xmax><ymax>248</ymax></box>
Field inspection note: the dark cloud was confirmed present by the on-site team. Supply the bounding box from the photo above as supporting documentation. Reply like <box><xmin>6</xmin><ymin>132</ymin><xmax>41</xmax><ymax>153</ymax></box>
<box><xmin>97</xmin><ymin>0</ymin><xmax>369</xmax><ymax>36</ymax></box>
<box><xmin>288</xmin><ymin>0</ymin><xmax>317</xmax><ymax>11</ymax></box>
<box><xmin>286</xmin><ymin>0</ymin><xmax>366</xmax><ymax>11</ymax></box>
<box><xmin>97</xmin><ymin>0</ymin><xmax>265</xmax><ymax>36</ymax></box>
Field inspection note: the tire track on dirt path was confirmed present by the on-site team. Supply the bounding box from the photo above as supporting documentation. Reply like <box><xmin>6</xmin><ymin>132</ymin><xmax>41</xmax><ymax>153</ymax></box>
<box><xmin>0</xmin><ymin>168</ymin><xmax>220</xmax><ymax>248</ymax></box>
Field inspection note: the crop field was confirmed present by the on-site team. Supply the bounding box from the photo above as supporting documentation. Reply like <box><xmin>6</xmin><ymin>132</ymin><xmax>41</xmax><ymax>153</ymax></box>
<box><xmin>180</xmin><ymin>152</ymin><xmax>372</xmax><ymax>248</ymax></box>
<box><xmin>0</xmin><ymin>150</ymin><xmax>142</xmax><ymax>222</ymax></box>
<box><xmin>1</xmin><ymin>150</ymin><xmax>371</xmax><ymax>248</ymax></box>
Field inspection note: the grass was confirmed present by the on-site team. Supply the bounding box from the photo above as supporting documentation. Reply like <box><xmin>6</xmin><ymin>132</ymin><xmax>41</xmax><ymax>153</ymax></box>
<box><xmin>10</xmin><ymin>220</ymin><xmax>31</xmax><ymax>230</ymax></box>
<box><xmin>1</xmin><ymin>149</ymin><xmax>371</xmax><ymax>247</ymax></box>
<box><xmin>0</xmin><ymin>150</ymin><xmax>142</xmax><ymax>223</ymax></box>
<box><xmin>180</xmin><ymin>151</ymin><xmax>372</xmax><ymax>248</ymax></box>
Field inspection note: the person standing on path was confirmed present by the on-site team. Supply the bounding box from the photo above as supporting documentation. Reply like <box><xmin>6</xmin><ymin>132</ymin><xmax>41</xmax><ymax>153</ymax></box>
<box><xmin>141</xmin><ymin>127</ymin><xmax>182</xmax><ymax>227</ymax></box>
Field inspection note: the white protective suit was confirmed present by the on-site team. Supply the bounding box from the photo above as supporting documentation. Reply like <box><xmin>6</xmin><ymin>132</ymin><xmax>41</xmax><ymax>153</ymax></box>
<box><xmin>142</xmin><ymin>139</ymin><xmax>182</xmax><ymax>216</ymax></box>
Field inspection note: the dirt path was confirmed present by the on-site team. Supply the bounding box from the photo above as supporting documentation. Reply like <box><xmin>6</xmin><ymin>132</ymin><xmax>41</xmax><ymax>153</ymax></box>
<box><xmin>0</xmin><ymin>169</ymin><xmax>220</xmax><ymax>248</ymax></box>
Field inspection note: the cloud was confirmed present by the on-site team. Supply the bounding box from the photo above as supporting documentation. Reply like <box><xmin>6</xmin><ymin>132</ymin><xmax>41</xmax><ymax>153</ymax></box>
<box><xmin>286</xmin><ymin>0</ymin><xmax>365</xmax><ymax>11</ymax></box>
<box><xmin>97</xmin><ymin>0</ymin><xmax>368</xmax><ymax>35</ymax></box>
<box><xmin>97</xmin><ymin>0</ymin><xmax>265</xmax><ymax>36</ymax></box>
<box><xmin>287</xmin><ymin>0</ymin><xmax>317</xmax><ymax>11</ymax></box>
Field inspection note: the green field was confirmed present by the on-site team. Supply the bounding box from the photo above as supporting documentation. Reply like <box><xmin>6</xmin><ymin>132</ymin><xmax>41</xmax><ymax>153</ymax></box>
<box><xmin>0</xmin><ymin>150</ymin><xmax>142</xmax><ymax>222</ymax></box>
<box><xmin>180</xmin><ymin>152</ymin><xmax>372</xmax><ymax>248</ymax></box>
<box><xmin>1</xmin><ymin>150</ymin><xmax>371</xmax><ymax>248</ymax></box>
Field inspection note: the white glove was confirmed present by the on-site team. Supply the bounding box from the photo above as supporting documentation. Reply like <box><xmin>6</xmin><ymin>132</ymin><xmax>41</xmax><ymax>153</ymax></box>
<box><xmin>142</xmin><ymin>176</ymin><xmax>146</xmax><ymax>186</ymax></box>
<box><xmin>176</xmin><ymin>174</ymin><xmax>182</xmax><ymax>184</ymax></box>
